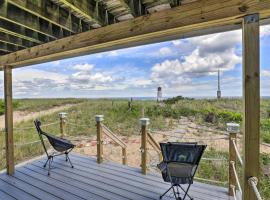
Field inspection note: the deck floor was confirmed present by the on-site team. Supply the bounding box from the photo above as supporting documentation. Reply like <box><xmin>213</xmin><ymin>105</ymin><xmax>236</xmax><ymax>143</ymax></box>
<box><xmin>0</xmin><ymin>153</ymin><xmax>229</xmax><ymax>200</ymax></box>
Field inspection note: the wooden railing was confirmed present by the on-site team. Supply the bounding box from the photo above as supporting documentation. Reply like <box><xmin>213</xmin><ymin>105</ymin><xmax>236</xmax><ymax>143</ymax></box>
<box><xmin>227</xmin><ymin>123</ymin><xmax>263</xmax><ymax>200</ymax></box>
<box><xmin>95</xmin><ymin>115</ymin><xmax>127</xmax><ymax>165</ymax></box>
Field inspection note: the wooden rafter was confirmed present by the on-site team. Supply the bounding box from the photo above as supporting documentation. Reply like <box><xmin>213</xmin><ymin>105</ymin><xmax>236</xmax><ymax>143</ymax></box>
<box><xmin>0</xmin><ymin>41</ymin><xmax>22</xmax><ymax>53</ymax></box>
<box><xmin>0</xmin><ymin>32</ymin><xmax>30</xmax><ymax>48</ymax></box>
<box><xmin>7</xmin><ymin>0</ymin><xmax>78</xmax><ymax>33</ymax></box>
<box><xmin>0</xmin><ymin>18</ymin><xmax>50</xmax><ymax>44</ymax></box>
<box><xmin>0</xmin><ymin>0</ymin><xmax>270</xmax><ymax>68</ymax></box>
<box><xmin>101</xmin><ymin>0</ymin><xmax>134</xmax><ymax>21</ymax></box>
<box><xmin>0</xmin><ymin>1</ymin><xmax>60</xmax><ymax>39</ymax></box>
<box><xmin>51</xmin><ymin>0</ymin><xmax>103</xmax><ymax>28</ymax></box>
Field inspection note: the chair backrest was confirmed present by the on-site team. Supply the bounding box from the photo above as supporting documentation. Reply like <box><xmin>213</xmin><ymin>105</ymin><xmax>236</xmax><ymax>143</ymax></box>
<box><xmin>160</xmin><ymin>142</ymin><xmax>206</xmax><ymax>165</ymax></box>
<box><xmin>34</xmin><ymin>120</ymin><xmax>49</xmax><ymax>157</ymax></box>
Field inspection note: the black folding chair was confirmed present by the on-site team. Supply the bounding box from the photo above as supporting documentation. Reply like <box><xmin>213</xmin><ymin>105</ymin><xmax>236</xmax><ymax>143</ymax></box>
<box><xmin>158</xmin><ymin>142</ymin><xmax>207</xmax><ymax>200</ymax></box>
<box><xmin>34</xmin><ymin>120</ymin><xmax>75</xmax><ymax>175</ymax></box>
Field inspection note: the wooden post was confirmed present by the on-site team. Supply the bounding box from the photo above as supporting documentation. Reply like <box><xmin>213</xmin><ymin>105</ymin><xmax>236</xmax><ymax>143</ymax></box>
<box><xmin>140</xmin><ymin>118</ymin><xmax>149</xmax><ymax>175</ymax></box>
<box><xmin>122</xmin><ymin>148</ymin><xmax>127</xmax><ymax>165</ymax></box>
<box><xmin>96</xmin><ymin>115</ymin><xmax>104</xmax><ymax>164</ymax></box>
<box><xmin>242</xmin><ymin>13</ymin><xmax>260</xmax><ymax>200</ymax></box>
<box><xmin>227</xmin><ymin>123</ymin><xmax>240</xmax><ymax>196</ymax></box>
<box><xmin>4</xmin><ymin>65</ymin><xmax>14</xmax><ymax>175</ymax></box>
<box><xmin>59</xmin><ymin>112</ymin><xmax>67</xmax><ymax>137</ymax></box>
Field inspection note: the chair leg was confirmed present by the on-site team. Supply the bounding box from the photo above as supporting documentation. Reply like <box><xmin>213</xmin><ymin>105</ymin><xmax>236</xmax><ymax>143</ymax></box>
<box><xmin>48</xmin><ymin>157</ymin><xmax>52</xmax><ymax>176</ymax></box>
<box><xmin>43</xmin><ymin>158</ymin><xmax>49</xmax><ymax>168</ymax></box>
<box><xmin>178</xmin><ymin>184</ymin><xmax>193</xmax><ymax>200</ymax></box>
<box><xmin>66</xmin><ymin>153</ymin><xmax>74</xmax><ymax>168</ymax></box>
<box><xmin>172</xmin><ymin>185</ymin><xmax>180</xmax><ymax>200</ymax></box>
<box><xmin>160</xmin><ymin>185</ymin><xmax>173</xmax><ymax>199</ymax></box>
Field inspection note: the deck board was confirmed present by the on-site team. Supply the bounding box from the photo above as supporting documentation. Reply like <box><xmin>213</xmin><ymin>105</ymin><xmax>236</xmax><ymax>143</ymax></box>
<box><xmin>0</xmin><ymin>153</ymin><xmax>229</xmax><ymax>200</ymax></box>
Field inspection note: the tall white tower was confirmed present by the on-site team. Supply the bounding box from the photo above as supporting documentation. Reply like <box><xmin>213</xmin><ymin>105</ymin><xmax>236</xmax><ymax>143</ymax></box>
<box><xmin>157</xmin><ymin>87</ymin><xmax>162</xmax><ymax>102</ymax></box>
<box><xmin>217</xmin><ymin>69</ymin><xmax>221</xmax><ymax>99</ymax></box>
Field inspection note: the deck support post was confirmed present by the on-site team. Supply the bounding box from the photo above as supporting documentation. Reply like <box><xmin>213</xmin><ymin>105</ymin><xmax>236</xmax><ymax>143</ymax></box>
<box><xmin>59</xmin><ymin>112</ymin><xmax>67</xmax><ymax>137</ymax></box>
<box><xmin>96</xmin><ymin>115</ymin><xmax>104</xmax><ymax>164</ymax></box>
<box><xmin>227</xmin><ymin>123</ymin><xmax>240</xmax><ymax>196</ymax></box>
<box><xmin>242</xmin><ymin>13</ymin><xmax>260</xmax><ymax>200</ymax></box>
<box><xmin>140</xmin><ymin>118</ymin><xmax>149</xmax><ymax>175</ymax></box>
<box><xmin>4</xmin><ymin>65</ymin><xmax>14</xmax><ymax>175</ymax></box>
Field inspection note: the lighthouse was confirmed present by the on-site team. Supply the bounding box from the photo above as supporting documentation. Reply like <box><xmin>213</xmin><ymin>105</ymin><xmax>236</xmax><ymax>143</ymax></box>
<box><xmin>217</xmin><ymin>69</ymin><xmax>221</xmax><ymax>99</ymax></box>
<box><xmin>157</xmin><ymin>87</ymin><xmax>162</xmax><ymax>102</ymax></box>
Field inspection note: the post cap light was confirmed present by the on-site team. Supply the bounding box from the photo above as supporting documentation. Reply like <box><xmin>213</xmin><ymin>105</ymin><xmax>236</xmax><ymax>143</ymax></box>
<box><xmin>140</xmin><ymin>118</ymin><xmax>150</xmax><ymax>126</ymax></box>
<box><xmin>59</xmin><ymin>112</ymin><xmax>67</xmax><ymax>119</ymax></box>
<box><xmin>226</xmin><ymin>122</ymin><xmax>240</xmax><ymax>133</ymax></box>
<box><xmin>95</xmin><ymin>115</ymin><xmax>104</xmax><ymax>122</ymax></box>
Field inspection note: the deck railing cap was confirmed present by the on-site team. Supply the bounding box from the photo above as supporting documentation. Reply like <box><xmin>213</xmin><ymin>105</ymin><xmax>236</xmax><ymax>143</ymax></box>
<box><xmin>95</xmin><ymin>115</ymin><xmax>104</xmax><ymax>122</ymax></box>
<box><xmin>59</xmin><ymin>112</ymin><xmax>68</xmax><ymax>119</ymax></box>
<box><xmin>140</xmin><ymin>118</ymin><xmax>150</xmax><ymax>126</ymax></box>
<box><xmin>226</xmin><ymin>122</ymin><xmax>240</xmax><ymax>133</ymax></box>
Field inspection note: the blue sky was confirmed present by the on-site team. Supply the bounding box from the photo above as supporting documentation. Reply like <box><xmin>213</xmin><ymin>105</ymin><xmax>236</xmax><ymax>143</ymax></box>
<box><xmin>2</xmin><ymin>25</ymin><xmax>270</xmax><ymax>98</ymax></box>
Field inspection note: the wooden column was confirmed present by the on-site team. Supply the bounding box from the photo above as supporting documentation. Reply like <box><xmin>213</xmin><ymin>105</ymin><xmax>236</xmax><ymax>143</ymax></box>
<box><xmin>242</xmin><ymin>13</ymin><xmax>260</xmax><ymax>200</ymax></box>
<box><xmin>96</xmin><ymin>115</ymin><xmax>104</xmax><ymax>164</ymax></box>
<box><xmin>59</xmin><ymin>112</ymin><xmax>67</xmax><ymax>137</ymax></box>
<box><xmin>4</xmin><ymin>65</ymin><xmax>14</xmax><ymax>175</ymax></box>
<box><xmin>140</xmin><ymin>118</ymin><xmax>149</xmax><ymax>175</ymax></box>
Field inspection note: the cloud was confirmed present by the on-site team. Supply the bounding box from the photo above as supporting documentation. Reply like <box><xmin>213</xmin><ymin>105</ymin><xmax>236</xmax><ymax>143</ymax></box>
<box><xmin>151</xmin><ymin>31</ymin><xmax>241</xmax><ymax>87</ymax></box>
<box><xmin>261</xmin><ymin>70</ymin><xmax>270</xmax><ymax>77</ymax></box>
<box><xmin>72</xmin><ymin>63</ymin><xmax>94</xmax><ymax>71</ymax></box>
<box><xmin>261</xmin><ymin>25</ymin><xmax>270</xmax><ymax>37</ymax></box>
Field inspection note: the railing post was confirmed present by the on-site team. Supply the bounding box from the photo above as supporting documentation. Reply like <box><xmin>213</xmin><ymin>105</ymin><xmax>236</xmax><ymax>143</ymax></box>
<box><xmin>59</xmin><ymin>112</ymin><xmax>67</xmax><ymax>137</ymax></box>
<box><xmin>140</xmin><ymin>118</ymin><xmax>149</xmax><ymax>175</ymax></box>
<box><xmin>227</xmin><ymin>122</ymin><xmax>240</xmax><ymax>196</ymax></box>
<box><xmin>122</xmin><ymin>148</ymin><xmax>127</xmax><ymax>165</ymax></box>
<box><xmin>4</xmin><ymin>65</ymin><xmax>14</xmax><ymax>175</ymax></box>
<box><xmin>96</xmin><ymin>115</ymin><xmax>104</xmax><ymax>164</ymax></box>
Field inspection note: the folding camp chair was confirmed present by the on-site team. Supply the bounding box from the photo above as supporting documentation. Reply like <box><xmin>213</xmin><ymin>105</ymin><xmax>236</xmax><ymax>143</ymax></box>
<box><xmin>158</xmin><ymin>142</ymin><xmax>207</xmax><ymax>200</ymax></box>
<box><xmin>34</xmin><ymin>120</ymin><xmax>75</xmax><ymax>175</ymax></box>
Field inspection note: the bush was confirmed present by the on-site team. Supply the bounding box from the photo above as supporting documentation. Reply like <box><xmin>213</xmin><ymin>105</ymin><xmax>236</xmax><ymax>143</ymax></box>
<box><xmin>217</xmin><ymin>110</ymin><xmax>242</xmax><ymax>123</ymax></box>
<box><xmin>0</xmin><ymin>101</ymin><xmax>20</xmax><ymax>115</ymax></box>
<box><xmin>163</xmin><ymin>96</ymin><xmax>194</xmax><ymax>105</ymax></box>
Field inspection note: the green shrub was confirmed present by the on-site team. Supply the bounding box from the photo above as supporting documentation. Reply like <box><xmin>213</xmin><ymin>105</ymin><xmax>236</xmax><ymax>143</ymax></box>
<box><xmin>217</xmin><ymin>110</ymin><xmax>242</xmax><ymax>123</ymax></box>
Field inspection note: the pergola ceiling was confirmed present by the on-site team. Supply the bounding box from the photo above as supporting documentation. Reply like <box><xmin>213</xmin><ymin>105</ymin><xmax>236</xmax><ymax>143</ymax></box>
<box><xmin>0</xmin><ymin>0</ymin><xmax>195</xmax><ymax>55</ymax></box>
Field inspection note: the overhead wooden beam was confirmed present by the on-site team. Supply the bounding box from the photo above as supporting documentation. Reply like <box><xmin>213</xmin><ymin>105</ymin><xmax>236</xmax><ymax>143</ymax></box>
<box><xmin>242</xmin><ymin>13</ymin><xmax>260</xmax><ymax>200</ymax></box>
<box><xmin>0</xmin><ymin>32</ymin><xmax>32</xmax><ymax>48</ymax></box>
<box><xmin>51</xmin><ymin>0</ymin><xmax>103</xmax><ymax>28</ymax></box>
<box><xmin>7</xmin><ymin>0</ymin><xmax>78</xmax><ymax>33</ymax></box>
<box><xmin>0</xmin><ymin>41</ymin><xmax>22</xmax><ymax>52</ymax></box>
<box><xmin>0</xmin><ymin>1</ymin><xmax>58</xmax><ymax>39</ymax></box>
<box><xmin>0</xmin><ymin>19</ymin><xmax>47</xmax><ymax>44</ymax></box>
<box><xmin>4</xmin><ymin>65</ymin><xmax>14</xmax><ymax>175</ymax></box>
<box><xmin>0</xmin><ymin>0</ymin><xmax>270</xmax><ymax>68</ymax></box>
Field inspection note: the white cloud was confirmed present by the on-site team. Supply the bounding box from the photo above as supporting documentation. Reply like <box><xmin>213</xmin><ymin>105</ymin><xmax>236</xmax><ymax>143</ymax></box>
<box><xmin>72</xmin><ymin>64</ymin><xmax>94</xmax><ymax>71</ymax></box>
<box><xmin>261</xmin><ymin>25</ymin><xmax>270</xmax><ymax>37</ymax></box>
<box><xmin>150</xmin><ymin>30</ymin><xmax>242</xmax><ymax>91</ymax></box>
<box><xmin>261</xmin><ymin>70</ymin><xmax>270</xmax><ymax>77</ymax></box>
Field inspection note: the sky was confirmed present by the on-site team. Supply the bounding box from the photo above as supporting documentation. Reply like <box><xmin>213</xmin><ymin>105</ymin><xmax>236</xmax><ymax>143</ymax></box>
<box><xmin>1</xmin><ymin>25</ymin><xmax>270</xmax><ymax>98</ymax></box>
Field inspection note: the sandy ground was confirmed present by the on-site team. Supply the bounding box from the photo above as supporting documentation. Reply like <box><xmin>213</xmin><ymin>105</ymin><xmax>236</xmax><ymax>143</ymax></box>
<box><xmin>0</xmin><ymin>104</ymin><xmax>75</xmax><ymax>129</ymax></box>
<box><xmin>72</xmin><ymin>117</ymin><xmax>270</xmax><ymax>171</ymax></box>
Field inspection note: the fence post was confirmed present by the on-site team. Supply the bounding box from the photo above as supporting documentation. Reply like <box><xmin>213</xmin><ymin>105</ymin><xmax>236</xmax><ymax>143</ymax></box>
<box><xmin>227</xmin><ymin>122</ymin><xmax>240</xmax><ymax>196</ymax></box>
<box><xmin>140</xmin><ymin>118</ymin><xmax>150</xmax><ymax>175</ymax></box>
<box><xmin>59</xmin><ymin>112</ymin><xmax>67</xmax><ymax>137</ymax></box>
<box><xmin>122</xmin><ymin>148</ymin><xmax>127</xmax><ymax>165</ymax></box>
<box><xmin>96</xmin><ymin>115</ymin><xmax>104</xmax><ymax>164</ymax></box>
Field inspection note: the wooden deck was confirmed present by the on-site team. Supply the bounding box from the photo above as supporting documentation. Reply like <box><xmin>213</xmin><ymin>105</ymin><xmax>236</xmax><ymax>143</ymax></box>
<box><xmin>0</xmin><ymin>153</ymin><xmax>229</xmax><ymax>200</ymax></box>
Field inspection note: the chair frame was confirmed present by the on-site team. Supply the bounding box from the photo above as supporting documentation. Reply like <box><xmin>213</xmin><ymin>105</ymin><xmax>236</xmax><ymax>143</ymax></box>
<box><xmin>159</xmin><ymin>142</ymin><xmax>206</xmax><ymax>200</ymax></box>
<box><xmin>34</xmin><ymin>120</ymin><xmax>75</xmax><ymax>175</ymax></box>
